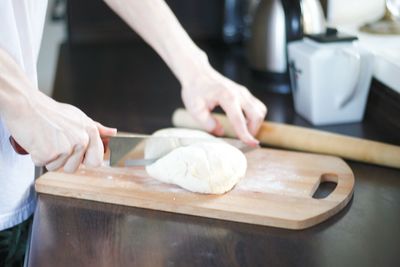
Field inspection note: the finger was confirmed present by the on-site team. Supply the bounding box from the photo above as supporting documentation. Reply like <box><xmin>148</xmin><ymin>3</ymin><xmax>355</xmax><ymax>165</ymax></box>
<box><xmin>95</xmin><ymin>122</ymin><xmax>117</xmax><ymax>152</ymax></box>
<box><xmin>95</xmin><ymin>122</ymin><xmax>117</xmax><ymax>137</ymax></box>
<box><xmin>63</xmin><ymin>145</ymin><xmax>86</xmax><ymax>173</ymax></box>
<box><xmin>37</xmin><ymin>136</ymin><xmax>73</xmax><ymax>169</ymax></box>
<box><xmin>255</xmin><ymin>98</ymin><xmax>268</xmax><ymax>118</ymax></box>
<box><xmin>210</xmin><ymin>119</ymin><xmax>224</xmax><ymax>136</ymax></box>
<box><xmin>242</xmin><ymin>99</ymin><xmax>267</xmax><ymax>136</ymax></box>
<box><xmin>188</xmin><ymin>103</ymin><xmax>221</xmax><ymax>134</ymax></box>
<box><xmin>83</xmin><ymin>126</ymin><xmax>103</xmax><ymax>167</ymax></box>
<box><xmin>45</xmin><ymin>153</ymin><xmax>70</xmax><ymax>172</ymax></box>
<box><xmin>220</xmin><ymin>100</ymin><xmax>259</xmax><ymax>146</ymax></box>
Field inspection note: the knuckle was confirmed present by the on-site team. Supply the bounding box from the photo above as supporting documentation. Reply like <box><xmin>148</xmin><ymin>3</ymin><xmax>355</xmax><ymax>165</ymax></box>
<box><xmin>87</xmin><ymin>124</ymin><xmax>98</xmax><ymax>136</ymax></box>
<box><xmin>78</xmin><ymin>133</ymin><xmax>90</xmax><ymax>148</ymax></box>
<box><xmin>189</xmin><ymin>103</ymin><xmax>206</xmax><ymax>116</ymax></box>
<box><xmin>59</xmin><ymin>144</ymin><xmax>73</xmax><ymax>157</ymax></box>
<box><xmin>239</xmin><ymin>86</ymin><xmax>251</xmax><ymax>96</ymax></box>
<box><xmin>222</xmin><ymin>91</ymin><xmax>236</xmax><ymax>102</ymax></box>
<box><xmin>255</xmin><ymin>108</ymin><xmax>265</xmax><ymax>120</ymax></box>
<box><xmin>260</xmin><ymin>103</ymin><xmax>267</xmax><ymax>115</ymax></box>
<box><xmin>55</xmin><ymin>135</ymin><xmax>73</xmax><ymax>155</ymax></box>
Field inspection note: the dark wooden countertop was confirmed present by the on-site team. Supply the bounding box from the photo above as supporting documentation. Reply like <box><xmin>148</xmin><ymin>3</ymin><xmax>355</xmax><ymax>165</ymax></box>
<box><xmin>28</xmin><ymin>41</ymin><xmax>400</xmax><ymax>267</ymax></box>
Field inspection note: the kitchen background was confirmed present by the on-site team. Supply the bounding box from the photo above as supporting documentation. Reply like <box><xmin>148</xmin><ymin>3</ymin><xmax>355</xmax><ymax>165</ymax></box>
<box><xmin>37</xmin><ymin>0</ymin><xmax>400</xmax><ymax>130</ymax></box>
<box><xmin>38</xmin><ymin>0</ymin><xmax>398</xmax><ymax>92</ymax></box>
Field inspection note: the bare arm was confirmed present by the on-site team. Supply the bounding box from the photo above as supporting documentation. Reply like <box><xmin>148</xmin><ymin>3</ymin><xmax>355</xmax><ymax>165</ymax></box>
<box><xmin>0</xmin><ymin>49</ymin><xmax>32</xmax><ymax>114</ymax></box>
<box><xmin>103</xmin><ymin>0</ymin><xmax>206</xmax><ymax>86</ymax></box>
<box><xmin>104</xmin><ymin>0</ymin><xmax>267</xmax><ymax>145</ymax></box>
<box><xmin>0</xmin><ymin>48</ymin><xmax>116</xmax><ymax>172</ymax></box>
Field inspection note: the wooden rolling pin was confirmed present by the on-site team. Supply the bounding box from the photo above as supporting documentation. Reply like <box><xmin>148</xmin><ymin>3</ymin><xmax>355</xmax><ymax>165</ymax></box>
<box><xmin>172</xmin><ymin>108</ymin><xmax>400</xmax><ymax>169</ymax></box>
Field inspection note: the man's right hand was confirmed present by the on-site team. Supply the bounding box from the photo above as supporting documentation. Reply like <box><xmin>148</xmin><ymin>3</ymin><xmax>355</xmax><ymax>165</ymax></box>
<box><xmin>3</xmin><ymin>90</ymin><xmax>116</xmax><ymax>173</ymax></box>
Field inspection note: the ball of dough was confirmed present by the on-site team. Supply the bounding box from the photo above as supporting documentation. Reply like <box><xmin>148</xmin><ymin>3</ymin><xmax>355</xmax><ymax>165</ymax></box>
<box><xmin>145</xmin><ymin>128</ymin><xmax>247</xmax><ymax>194</ymax></box>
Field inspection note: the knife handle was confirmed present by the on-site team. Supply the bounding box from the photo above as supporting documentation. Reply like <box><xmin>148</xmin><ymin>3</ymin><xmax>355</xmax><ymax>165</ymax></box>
<box><xmin>9</xmin><ymin>136</ymin><xmax>28</xmax><ymax>155</ymax></box>
<box><xmin>9</xmin><ymin>136</ymin><xmax>109</xmax><ymax>155</ymax></box>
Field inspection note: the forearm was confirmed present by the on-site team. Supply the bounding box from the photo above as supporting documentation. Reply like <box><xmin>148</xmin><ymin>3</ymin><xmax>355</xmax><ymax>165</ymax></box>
<box><xmin>103</xmin><ymin>0</ymin><xmax>210</xmax><ymax>86</ymax></box>
<box><xmin>0</xmin><ymin>48</ymin><xmax>34</xmax><ymax>115</ymax></box>
<box><xmin>104</xmin><ymin>0</ymin><xmax>267</xmax><ymax>144</ymax></box>
<box><xmin>1</xmin><ymin>50</ymin><xmax>115</xmax><ymax>172</ymax></box>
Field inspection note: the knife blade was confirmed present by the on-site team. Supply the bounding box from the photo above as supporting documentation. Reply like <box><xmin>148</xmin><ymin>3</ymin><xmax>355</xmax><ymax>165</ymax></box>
<box><xmin>108</xmin><ymin>133</ymin><xmax>257</xmax><ymax>167</ymax></box>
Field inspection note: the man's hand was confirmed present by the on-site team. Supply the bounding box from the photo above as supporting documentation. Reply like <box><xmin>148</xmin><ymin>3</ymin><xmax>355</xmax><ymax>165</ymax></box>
<box><xmin>3</xmin><ymin>91</ymin><xmax>116</xmax><ymax>172</ymax></box>
<box><xmin>0</xmin><ymin>48</ymin><xmax>116</xmax><ymax>173</ymax></box>
<box><xmin>181</xmin><ymin>67</ymin><xmax>267</xmax><ymax>146</ymax></box>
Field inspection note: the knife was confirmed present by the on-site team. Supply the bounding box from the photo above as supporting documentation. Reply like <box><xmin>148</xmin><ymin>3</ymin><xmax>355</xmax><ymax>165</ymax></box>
<box><xmin>9</xmin><ymin>134</ymin><xmax>256</xmax><ymax>167</ymax></box>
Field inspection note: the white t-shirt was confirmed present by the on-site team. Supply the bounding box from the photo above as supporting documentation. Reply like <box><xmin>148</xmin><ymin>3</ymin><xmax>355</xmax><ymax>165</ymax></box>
<box><xmin>0</xmin><ymin>0</ymin><xmax>48</xmax><ymax>230</ymax></box>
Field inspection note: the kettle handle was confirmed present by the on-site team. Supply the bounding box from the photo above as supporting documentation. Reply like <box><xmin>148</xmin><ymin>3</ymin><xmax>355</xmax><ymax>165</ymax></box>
<box><xmin>335</xmin><ymin>48</ymin><xmax>361</xmax><ymax>108</ymax></box>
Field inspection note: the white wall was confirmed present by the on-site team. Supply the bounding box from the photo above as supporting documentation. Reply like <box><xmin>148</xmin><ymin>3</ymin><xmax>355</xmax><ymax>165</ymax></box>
<box><xmin>37</xmin><ymin>0</ymin><xmax>66</xmax><ymax>96</ymax></box>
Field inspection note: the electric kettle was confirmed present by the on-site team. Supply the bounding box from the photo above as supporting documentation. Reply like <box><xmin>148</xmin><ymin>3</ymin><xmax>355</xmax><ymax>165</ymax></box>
<box><xmin>248</xmin><ymin>0</ymin><xmax>325</xmax><ymax>79</ymax></box>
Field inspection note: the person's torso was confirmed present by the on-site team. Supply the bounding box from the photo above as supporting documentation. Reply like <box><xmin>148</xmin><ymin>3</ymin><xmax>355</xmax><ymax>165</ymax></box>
<box><xmin>0</xmin><ymin>0</ymin><xmax>48</xmax><ymax>230</ymax></box>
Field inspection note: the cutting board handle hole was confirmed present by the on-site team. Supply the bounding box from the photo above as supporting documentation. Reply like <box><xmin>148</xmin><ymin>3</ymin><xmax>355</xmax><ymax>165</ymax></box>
<box><xmin>312</xmin><ymin>173</ymin><xmax>338</xmax><ymax>199</ymax></box>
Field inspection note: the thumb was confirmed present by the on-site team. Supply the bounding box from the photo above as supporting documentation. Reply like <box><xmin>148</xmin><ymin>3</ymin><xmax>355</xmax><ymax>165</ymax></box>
<box><xmin>189</xmin><ymin>107</ymin><xmax>224</xmax><ymax>136</ymax></box>
<box><xmin>95</xmin><ymin>122</ymin><xmax>117</xmax><ymax>137</ymax></box>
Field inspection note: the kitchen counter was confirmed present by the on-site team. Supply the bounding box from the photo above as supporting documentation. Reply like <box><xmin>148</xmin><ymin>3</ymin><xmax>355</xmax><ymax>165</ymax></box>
<box><xmin>28</xmin><ymin>41</ymin><xmax>400</xmax><ymax>267</ymax></box>
<box><xmin>339</xmin><ymin>25</ymin><xmax>400</xmax><ymax>94</ymax></box>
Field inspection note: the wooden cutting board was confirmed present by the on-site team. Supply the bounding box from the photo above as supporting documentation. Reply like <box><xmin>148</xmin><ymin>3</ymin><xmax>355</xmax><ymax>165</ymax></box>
<box><xmin>35</xmin><ymin>147</ymin><xmax>355</xmax><ymax>230</ymax></box>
